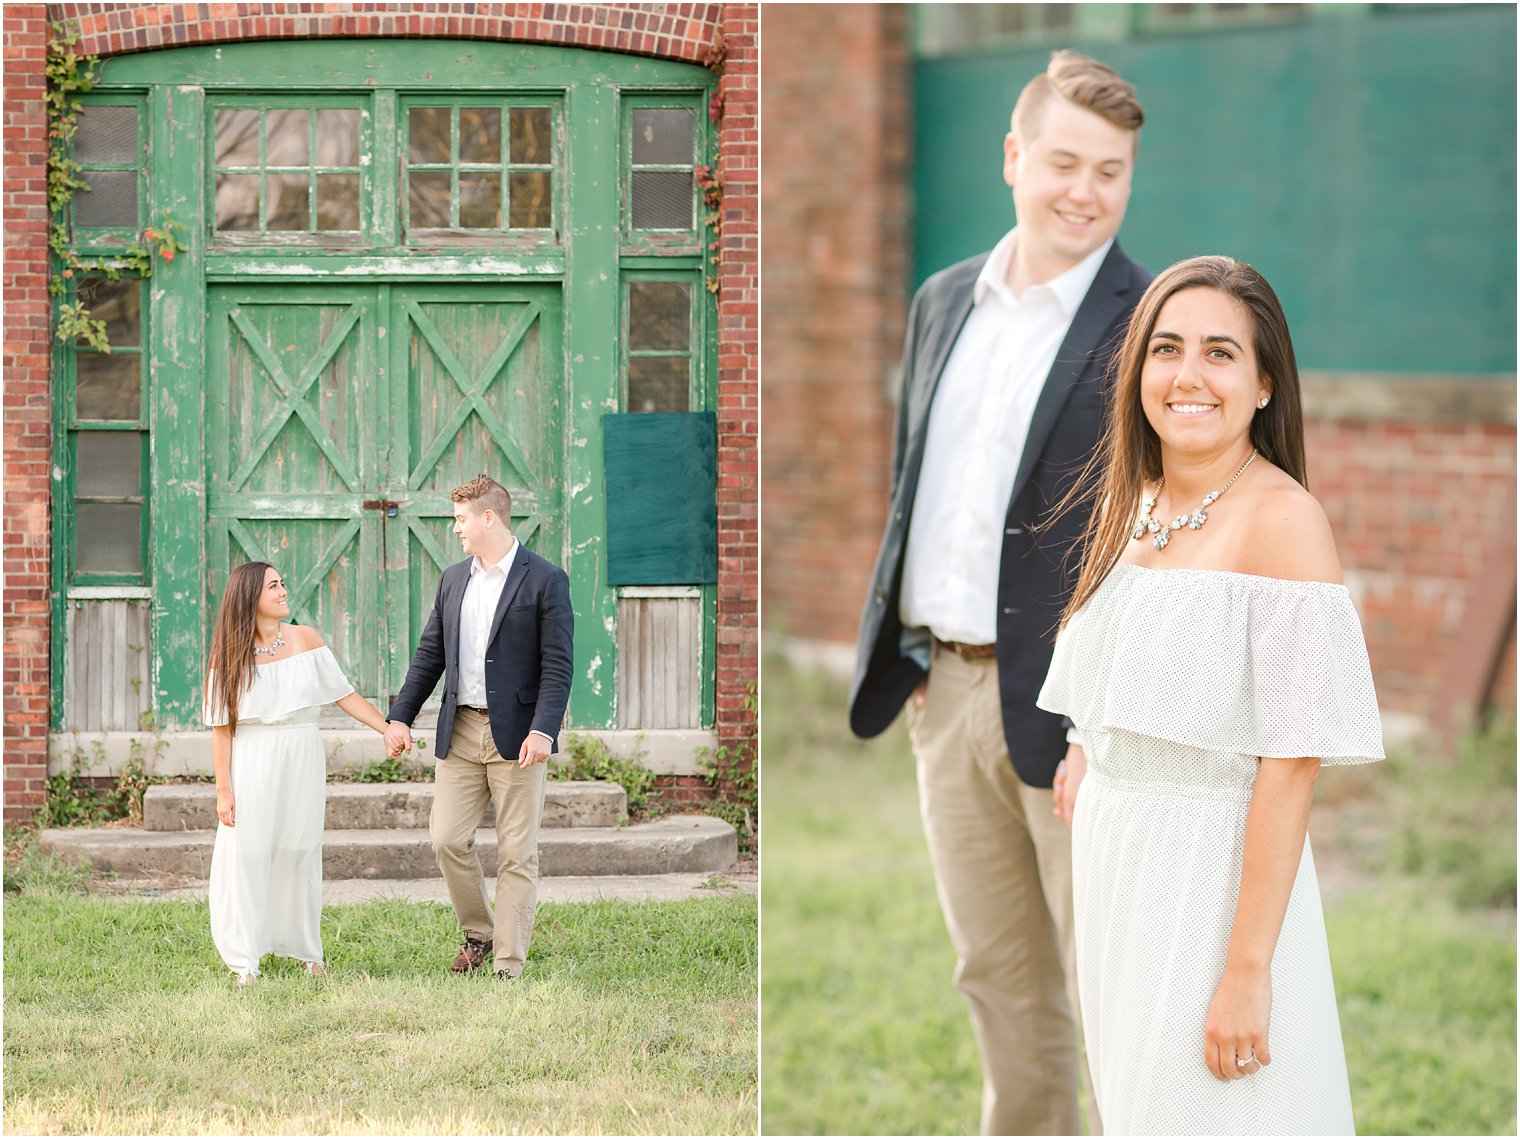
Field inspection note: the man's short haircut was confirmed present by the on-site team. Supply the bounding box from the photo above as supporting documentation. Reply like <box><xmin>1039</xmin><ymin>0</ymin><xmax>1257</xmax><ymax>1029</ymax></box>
<box><xmin>451</xmin><ymin>474</ymin><xmax>512</xmax><ymax>522</ymax></box>
<box><xmin>1011</xmin><ymin>49</ymin><xmax>1144</xmax><ymax>140</ymax></box>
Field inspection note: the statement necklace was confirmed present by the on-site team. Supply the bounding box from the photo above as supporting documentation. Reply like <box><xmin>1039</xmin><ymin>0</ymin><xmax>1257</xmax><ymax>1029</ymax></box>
<box><xmin>1132</xmin><ymin>449</ymin><xmax>1258</xmax><ymax>551</ymax></box>
<box><xmin>252</xmin><ymin>627</ymin><xmax>287</xmax><ymax>657</ymax></box>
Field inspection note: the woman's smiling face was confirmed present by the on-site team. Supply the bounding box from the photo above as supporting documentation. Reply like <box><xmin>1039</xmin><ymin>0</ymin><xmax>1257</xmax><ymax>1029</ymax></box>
<box><xmin>1140</xmin><ymin>286</ymin><xmax>1270</xmax><ymax>462</ymax></box>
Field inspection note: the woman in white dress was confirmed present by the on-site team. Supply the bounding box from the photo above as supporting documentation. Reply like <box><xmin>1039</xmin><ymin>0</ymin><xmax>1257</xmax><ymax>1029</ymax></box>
<box><xmin>205</xmin><ymin>561</ymin><xmax>394</xmax><ymax>984</ymax></box>
<box><xmin>1037</xmin><ymin>256</ymin><xmax>1383</xmax><ymax>1134</ymax></box>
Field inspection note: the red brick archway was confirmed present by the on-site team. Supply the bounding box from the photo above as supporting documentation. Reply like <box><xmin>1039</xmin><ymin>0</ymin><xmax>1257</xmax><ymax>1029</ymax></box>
<box><xmin>59</xmin><ymin>2</ymin><xmax>723</xmax><ymax>65</ymax></box>
<box><xmin>2</xmin><ymin>2</ymin><xmax>757</xmax><ymax>814</ymax></box>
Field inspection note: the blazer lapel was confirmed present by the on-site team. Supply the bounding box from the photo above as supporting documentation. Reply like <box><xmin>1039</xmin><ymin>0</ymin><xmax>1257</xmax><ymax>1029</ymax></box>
<box><xmin>1007</xmin><ymin>243</ymin><xmax>1138</xmax><ymax>508</ymax></box>
<box><xmin>486</xmin><ymin>543</ymin><xmax>531</xmax><ymax>646</ymax></box>
<box><xmin>903</xmin><ymin>257</ymin><xmax>984</xmax><ymax>470</ymax></box>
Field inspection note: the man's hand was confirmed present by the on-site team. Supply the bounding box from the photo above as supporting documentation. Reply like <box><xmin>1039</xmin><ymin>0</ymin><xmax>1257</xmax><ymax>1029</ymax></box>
<box><xmin>384</xmin><ymin>720</ymin><xmax>413</xmax><ymax>758</ymax></box>
<box><xmin>518</xmin><ymin>732</ymin><xmax>552</xmax><ymax>768</ymax></box>
<box><xmin>1052</xmin><ymin>742</ymin><xmax>1088</xmax><ymax>827</ymax></box>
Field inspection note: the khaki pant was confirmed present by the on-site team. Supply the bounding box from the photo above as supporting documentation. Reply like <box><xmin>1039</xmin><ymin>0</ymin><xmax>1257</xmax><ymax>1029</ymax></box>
<box><xmin>430</xmin><ymin>706</ymin><xmax>547</xmax><ymax>977</ymax></box>
<box><xmin>909</xmin><ymin>642</ymin><xmax>1100</xmax><ymax>1136</ymax></box>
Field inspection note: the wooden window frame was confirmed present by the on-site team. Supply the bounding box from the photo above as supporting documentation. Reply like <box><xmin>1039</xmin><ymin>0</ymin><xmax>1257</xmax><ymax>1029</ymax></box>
<box><xmin>56</xmin><ymin>276</ymin><xmax>150</xmax><ymax>589</ymax></box>
<box><xmin>399</xmin><ymin>95</ymin><xmax>563</xmax><ymax>247</ymax></box>
<box><xmin>621</xmin><ymin>269</ymin><xmax>704</xmax><ymax>413</ymax></box>
<box><xmin>70</xmin><ymin>93</ymin><xmax>148</xmax><ymax>248</ymax></box>
<box><xmin>620</xmin><ymin>94</ymin><xmax>706</xmax><ymax>255</ymax></box>
<box><xmin>207</xmin><ymin>94</ymin><xmax>373</xmax><ymax>247</ymax></box>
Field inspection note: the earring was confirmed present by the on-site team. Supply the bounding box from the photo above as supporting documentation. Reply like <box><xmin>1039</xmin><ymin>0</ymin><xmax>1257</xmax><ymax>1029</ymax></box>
<box><xmin>1257</xmin><ymin>396</ymin><xmax>1270</xmax><ymax>409</ymax></box>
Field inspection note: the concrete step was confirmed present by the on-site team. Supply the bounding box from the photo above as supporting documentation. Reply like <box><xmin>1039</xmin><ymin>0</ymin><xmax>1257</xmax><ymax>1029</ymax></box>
<box><xmin>143</xmin><ymin>780</ymin><xmax>627</xmax><ymax>832</ymax></box>
<box><xmin>40</xmin><ymin>815</ymin><xmax>738</xmax><ymax>880</ymax></box>
<box><xmin>97</xmin><ymin>873</ymin><xmax>756</xmax><ymax>905</ymax></box>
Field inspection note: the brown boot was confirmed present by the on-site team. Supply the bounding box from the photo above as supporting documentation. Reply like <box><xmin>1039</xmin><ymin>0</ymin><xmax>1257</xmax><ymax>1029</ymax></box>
<box><xmin>450</xmin><ymin>936</ymin><xmax>493</xmax><ymax>974</ymax></box>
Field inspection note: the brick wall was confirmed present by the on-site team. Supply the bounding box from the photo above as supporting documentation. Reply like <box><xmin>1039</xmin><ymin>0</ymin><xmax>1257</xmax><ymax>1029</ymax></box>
<box><xmin>3</xmin><ymin>2</ymin><xmax>758</xmax><ymax>816</ymax></box>
<box><xmin>714</xmin><ymin>4</ymin><xmax>759</xmax><ymax>765</ymax></box>
<box><xmin>3</xmin><ymin>6</ymin><xmax>53</xmax><ymax>814</ymax></box>
<box><xmin>57</xmin><ymin>2</ymin><xmax>724</xmax><ymax>63</ymax></box>
<box><xmin>760</xmin><ymin>4</ymin><xmax>911</xmax><ymax>648</ymax></box>
<box><xmin>1308</xmin><ymin>418</ymin><xmax>1517</xmax><ymax>724</ymax></box>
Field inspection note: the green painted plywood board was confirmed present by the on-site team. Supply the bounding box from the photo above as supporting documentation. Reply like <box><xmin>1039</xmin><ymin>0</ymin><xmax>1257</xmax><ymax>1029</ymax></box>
<box><xmin>604</xmin><ymin>412</ymin><xmax>717</xmax><ymax>586</ymax></box>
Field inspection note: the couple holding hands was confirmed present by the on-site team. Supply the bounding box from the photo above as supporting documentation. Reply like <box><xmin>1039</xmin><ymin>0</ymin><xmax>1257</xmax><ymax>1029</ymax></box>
<box><xmin>204</xmin><ymin>475</ymin><xmax>574</xmax><ymax>984</ymax></box>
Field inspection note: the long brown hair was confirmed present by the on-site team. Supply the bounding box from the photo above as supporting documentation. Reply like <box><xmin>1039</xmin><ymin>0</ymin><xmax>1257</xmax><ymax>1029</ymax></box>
<box><xmin>1055</xmin><ymin>255</ymin><xmax>1308</xmax><ymax>626</ymax></box>
<box><xmin>207</xmin><ymin>561</ymin><xmax>274</xmax><ymax>733</ymax></box>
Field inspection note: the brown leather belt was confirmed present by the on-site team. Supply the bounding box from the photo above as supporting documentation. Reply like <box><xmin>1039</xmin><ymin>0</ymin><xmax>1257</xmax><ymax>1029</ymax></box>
<box><xmin>936</xmin><ymin>638</ymin><xmax>997</xmax><ymax>662</ymax></box>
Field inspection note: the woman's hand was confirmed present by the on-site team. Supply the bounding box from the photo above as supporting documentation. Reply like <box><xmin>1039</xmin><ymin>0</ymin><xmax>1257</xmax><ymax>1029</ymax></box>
<box><xmin>1052</xmin><ymin>743</ymin><xmax>1087</xmax><ymax>826</ymax></box>
<box><xmin>1203</xmin><ymin>963</ymin><xmax>1272</xmax><ymax>1080</ymax></box>
<box><xmin>216</xmin><ymin>787</ymin><xmax>236</xmax><ymax>828</ymax></box>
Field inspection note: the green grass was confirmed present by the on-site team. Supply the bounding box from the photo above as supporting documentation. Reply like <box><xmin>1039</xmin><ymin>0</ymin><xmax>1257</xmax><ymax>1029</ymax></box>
<box><xmin>759</xmin><ymin>656</ymin><xmax>1516</xmax><ymax>1136</ymax></box>
<box><xmin>4</xmin><ymin>876</ymin><xmax>756</xmax><ymax>1135</ymax></box>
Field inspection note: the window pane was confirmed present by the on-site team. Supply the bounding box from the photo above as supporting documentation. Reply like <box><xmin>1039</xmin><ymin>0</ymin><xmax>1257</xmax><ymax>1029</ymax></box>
<box><xmin>408</xmin><ymin>107</ymin><xmax>452</xmax><ymax>164</ymax></box>
<box><xmin>81</xmin><ymin>279</ymin><xmax>140</xmax><ymax>347</ymax></box>
<box><xmin>75</xmin><ymin>503</ymin><xmax>141</xmax><ymax>574</ymax></box>
<box><xmin>629</xmin><ymin>282</ymin><xmax>691</xmax><ymax>351</ymax></box>
<box><xmin>316</xmin><ymin>173</ymin><xmax>360</xmax><ymax>230</ymax></box>
<box><xmin>215</xmin><ymin>108</ymin><xmax>261</xmax><ymax>166</ymax></box>
<box><xmin>459</xmin><ymin>107</ymin><xmax>501</xmax><ymax>164</ymax></box>
<box><xmin>265</xmin><ymin>108</ymin><xmax>309</xmax><ymax>166</ymax></box>
<box><xmin>631</xmin><ymin>108</ymin><xmax>693</xmax><ymax>165</ymax></box>
<box><xmin>216</xmin><ymin>173</ymin><xmax>261</xmax><ymax>230</ymax></box>
<box><xmin>75</xmin><ymin>353</ymin><xmax>140</xmax><ymax>421</ymax></box>
<box><xmin>409</xmin><ymin>171</ymin><xmax>452</xmax><ymax>227</ymax></box>
<box><xmin>631</xmin><ymin>170</ymin><xmax>692</xmax><ymax>229</ymax></box>
<box><xmin>75</xmin><ymin>105</ymin><xmax>138</xmax><ymax>164</ymax></box>
<box><xmin>508</xmin><ymin>171</ymin><xmax>552</xmax><ymax>228</ymax></box>
<box><xmin>459</xmin><ymin>173</ymin><xmax>501</xmax><ymax>228</ymax></box>
<box><xmin>315</xmin><ymin>109</ymin><xmax>360</xmax><ymax>166</ymax></box>
<box><xmin>510</xmin><ymin>107</ymin><xmax>552</xmax><ymax>164</ymax></box>
<box><xmin>74</xmin><ymin>170</ymin><xmax>137</xmax><ymax>228</ymax></box>
<box><xmin>266</xmin><ymin>174</ymin><xmax>310</xmax><ymax>230</ymax></box>
<box><xmin>76</xmin><ymin>432</ymin><xmax>141</xmax><ymax>497</ymax></box>
<box><xmin>628</xmin><ymin>356</ymin><xmax>690</xmax><ymax>413</ymax></box>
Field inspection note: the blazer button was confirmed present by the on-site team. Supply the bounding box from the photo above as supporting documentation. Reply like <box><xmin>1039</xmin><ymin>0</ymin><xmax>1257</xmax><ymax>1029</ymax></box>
<box><xmin>1006</xmin><ymin>527</ymin><xmax>1025</xmax><ymax>536</ymax></box>
<box><xmin>874</xmin><ymin>588</ymin><xmax>885</xmax><ymax>605</ymax></box>
<box><xmin>1003</xmin><ymin>607</ymin><xmax>1021</xmax><ymax>616</ymax></box>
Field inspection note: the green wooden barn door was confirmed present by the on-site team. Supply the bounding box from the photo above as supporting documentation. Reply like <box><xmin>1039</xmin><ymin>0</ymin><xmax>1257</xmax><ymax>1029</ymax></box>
<box><xmin>388</xmin><ymin>285</ymin><xmax>564</xmax><ymax>700</ymax></box>
<box><xmin>207</xmin><ymin>283</ymin><xmax>564</xmax><ymax>705</ymax></box>
<box><xmin>205</xmin><ymin>285</ymin><xmax>387</xmax><ymax>697</ymax></box>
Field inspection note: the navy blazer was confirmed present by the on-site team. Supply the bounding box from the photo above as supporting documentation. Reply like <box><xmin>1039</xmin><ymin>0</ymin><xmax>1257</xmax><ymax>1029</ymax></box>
<box><xmin>849</xmin><ymin>241</ymin><xmax>1151</xmax><ymax>788</ymax></box>
<box><xmin>387</xmin><ymin>544</ymin><xmax>574</xmax><ymax>762</ymax></box>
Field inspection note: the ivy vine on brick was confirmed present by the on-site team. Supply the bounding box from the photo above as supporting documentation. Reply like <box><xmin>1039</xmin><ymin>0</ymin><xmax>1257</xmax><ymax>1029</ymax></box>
<box><xmin>695</xmin><ymin>32</ymin><xmax>727</xmax><ymax>296</ymax></box>
<box><xmin>46</xmin><ymin>21</ymin><xmax>185</xmax><ymax>353</ymax></box>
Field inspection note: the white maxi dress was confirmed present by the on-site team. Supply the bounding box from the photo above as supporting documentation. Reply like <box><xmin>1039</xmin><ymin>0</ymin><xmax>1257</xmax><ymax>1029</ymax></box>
<box><xmin>206</xmin><ymin>647</ymin><xmax>353</xmax><ymax>977</ymax></box>
<box><xmin>1037</xmin><ymin>562</ymin><xmax>1384</xmax><ymax>1136</ymax></box>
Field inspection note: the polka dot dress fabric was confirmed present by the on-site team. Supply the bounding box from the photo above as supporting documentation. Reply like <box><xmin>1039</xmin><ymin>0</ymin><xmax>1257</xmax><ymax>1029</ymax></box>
<box><xmin>1039</xmin><ymin>562</ymin><xmax>1384</xmax><ymax>1135</ymax></box>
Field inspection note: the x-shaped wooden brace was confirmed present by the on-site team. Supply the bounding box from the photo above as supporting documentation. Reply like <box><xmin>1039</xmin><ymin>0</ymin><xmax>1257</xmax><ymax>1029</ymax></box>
<box><xmin>226</xmin><ymin>304</ymin><xmax>364</xmax><ymax>493</ymax></box>
<box><xmin>403</xmin><ymin>299</ymin><xmax>541</xmax><ymax>493</ymax></box>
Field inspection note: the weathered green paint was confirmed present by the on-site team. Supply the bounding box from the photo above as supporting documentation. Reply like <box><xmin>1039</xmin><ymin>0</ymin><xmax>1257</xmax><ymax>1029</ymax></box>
<box><xmin>911</xmin><ymin>3</ymin><xmax>1517</xmax><ymax>374</ymax></box>
<box><xmin>148</xmin><ymin>83</ymin><xmax>208</xmax><ymax>728</ymax></box>
<box><xmin>99</xmin><ymin>40</ymin><xmax>713</xmax><ymax>92</ymax></box>
<box><xmin>60</xmin><ymin>40</ymin><xmax>717</xmax><ymax>731</ymax></box>
<box><xmin>562</xmin><ymin>81</ymin><xmax>619</xmax><ymax>724</ymax></box>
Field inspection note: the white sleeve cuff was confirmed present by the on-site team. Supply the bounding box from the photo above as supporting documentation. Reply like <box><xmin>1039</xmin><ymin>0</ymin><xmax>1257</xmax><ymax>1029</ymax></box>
<box><xmin>1065</xmin><ymin>727</ymin><xmax>1084</xmax><ymax>748</ymax></box>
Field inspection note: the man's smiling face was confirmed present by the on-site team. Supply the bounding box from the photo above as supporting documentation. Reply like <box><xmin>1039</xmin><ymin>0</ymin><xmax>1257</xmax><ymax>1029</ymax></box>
<box><xmin>1003</xmin><ymin>95</ymin><xmax>1135</xmax><ymax>285</ymax></box>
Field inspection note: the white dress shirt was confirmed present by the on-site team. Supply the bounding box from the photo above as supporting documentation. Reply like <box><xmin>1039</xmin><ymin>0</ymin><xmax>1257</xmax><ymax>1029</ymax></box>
<box><xmin>457</xmin><ymin>541</ymin><xmax>516</xmax><ymax>709</ymax></box>
<box><xmin>899</xmin><ymin>229</ymin><xmax>1113</xmax><ymax>646</ymax></box>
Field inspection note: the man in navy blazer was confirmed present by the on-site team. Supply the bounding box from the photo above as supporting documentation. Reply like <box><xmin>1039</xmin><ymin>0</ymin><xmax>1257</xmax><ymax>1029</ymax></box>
<box><xmin>386</xmin><ymin>475</ymin><xmax>574</xmax><ymax>979</ymax></box>
<box><xmin>850</xmin><ymin>52</ymin><xmax>1151</xmax><ymax>1135</ymax></box>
